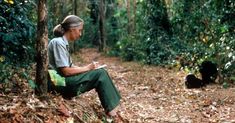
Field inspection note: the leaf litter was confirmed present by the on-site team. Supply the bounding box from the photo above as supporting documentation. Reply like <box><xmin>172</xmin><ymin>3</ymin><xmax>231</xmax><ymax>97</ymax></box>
<box><xmin>0</xmin><ymin>48</ymin><xmax>235</xmax><ymax>123</ymax></box>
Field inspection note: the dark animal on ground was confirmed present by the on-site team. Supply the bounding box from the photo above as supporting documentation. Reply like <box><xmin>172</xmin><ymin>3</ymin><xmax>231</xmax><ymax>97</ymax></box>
<box><xmin>185</xmin><ymin>74</ymin><xmax>204</xmax><ymax>89</ymax></box>
<box><xmin>185</xmin><ymin>61</ymin><xmax>218</xmax><ymax>89</ymax></box>
<box><xmin>199</xmin><ymin>60</ymin><xmax>218</xmax><ymax>84</ymax></box>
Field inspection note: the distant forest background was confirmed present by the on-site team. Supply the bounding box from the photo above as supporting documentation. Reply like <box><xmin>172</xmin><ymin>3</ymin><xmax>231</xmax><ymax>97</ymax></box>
<box><xmin>0</xmin><ymin>0</ymin><xmax>234</xmax><ymax>83</ymax></box>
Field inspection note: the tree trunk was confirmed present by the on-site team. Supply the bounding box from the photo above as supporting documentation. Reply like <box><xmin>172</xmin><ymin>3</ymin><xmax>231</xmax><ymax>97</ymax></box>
<box><xmin>74</xmin><ymin>0</ymin><xmax>77</xmax><ymax>15</ymax></box>
<box><xmin>36</xmin><ymin>0</ymin><xmax>48</xmax><ymax>96</ymax></box>
<box><xmin>162</xmin><ymin>0</ymin><xmax>172</xmax><ymax>35</ymax></box>
<box><xmin>99</xmin><ymin>0</ymin><xmax>106</xmax><ymax>51</ymax></box>
<box><xmin>126</xmin><ymin>0</ymin><xmax>131</xmax><ymax>34</ymax></box>
<box><xmin>73</xmin><ymin>0</ymin><xmax>78</xmax><ymax>52</ymax></box>
<box><xmin>133</xmin><ymin>0</ymin><xmax>136</xmax><ymax>32</ymax></box>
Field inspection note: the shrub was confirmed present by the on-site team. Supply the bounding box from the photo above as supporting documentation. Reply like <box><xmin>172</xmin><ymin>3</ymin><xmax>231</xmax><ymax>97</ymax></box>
<box><xmin>0</xmin><ymin>0</ymin><xmax>36</xmax><ymax>64</ymax></box>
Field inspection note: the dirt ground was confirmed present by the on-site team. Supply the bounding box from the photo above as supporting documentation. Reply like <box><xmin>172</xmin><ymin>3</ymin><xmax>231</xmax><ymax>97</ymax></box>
<box><xmin>0</xmin><ymin>48</ymin><xmax>235</xmax><ymax>123</ymax></box>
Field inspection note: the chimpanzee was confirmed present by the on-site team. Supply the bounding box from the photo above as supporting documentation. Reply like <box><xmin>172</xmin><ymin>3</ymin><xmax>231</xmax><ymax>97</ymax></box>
<box><xmin>185</xmin><ymin>74</ymin><xmax>204</xmax><ymax>89</ymax></box>
<box><xmin>185</xmin><ymin>61</ymin><xmax>218</xmax><ymax>89</ymax></box>
<box><xmin>199</xmin><ymin>60</ymin><xmax>218</xmax><ymax>84</ymax></box>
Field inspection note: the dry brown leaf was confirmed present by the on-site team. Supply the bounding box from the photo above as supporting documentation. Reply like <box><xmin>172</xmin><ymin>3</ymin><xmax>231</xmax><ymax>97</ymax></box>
<box><xmin>58</xmin><ymin>102</ymin><xmax>71</xmax><ymax>117</ymax></box>
<box><xmin>1</xmin><ymin>48</ymin><xmax>235</xmax><ymax>122</ymax></box>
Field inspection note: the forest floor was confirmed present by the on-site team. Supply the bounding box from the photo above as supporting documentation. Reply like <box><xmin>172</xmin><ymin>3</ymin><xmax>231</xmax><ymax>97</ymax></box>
<box><xmin>1</xmin><ymin>48</ymin><xmax>235</xmax><ymax>123</ymax></box>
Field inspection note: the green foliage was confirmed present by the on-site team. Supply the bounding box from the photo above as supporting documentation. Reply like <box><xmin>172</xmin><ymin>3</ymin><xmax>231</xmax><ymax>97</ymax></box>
<box><xmin>76</xmin><ymin>16</ymin><xmax>99</xmax><ymax>48</ymax></box>
<box><xmin>0</xmin><ymin>0</ymin><xmax>36</xmax><ymax>86</ymax></box>
<box><xmin>116</xmin><ymin>35</ymin><xmax>146</xmax><ymax>62</ymax></box>
<box><xmin>222</xmin><ymin>82</ymin><xmax>229</xmax><ymax>89</ymax></box>
<box><xmin>0</xmin><ymin>60</ymin><xmax>35</xmax><ymax>91</ymax></box>
<box><xmin>28</xmin><ymin>80</ymin><xmax>36</xmax><ymax>89</ymax></box>
<box><xmin>0</xmin><ymin>0</ymin><xmax>36</xmax><ymax>64</ymax></box>
<box><xmin>0</xmin><ymin>61</ymin><xmax>23</xmax><ymax>83</ymax></box>
<box><xmin>72</xmin><ymin>0</ymin><xmax>122</xmax><ymax>48</ymax></box>
<box><xmin>109</xmin><ymin>0</ymin><xmax>234</xmax><ymax>81</ymax></box>
<box><xmin>21</xmin><ymin>70</ymin><xmax>36</xmax><ymax>89</ymax></box>
<box><xmin>107</xmin><ymin>1</ymin><xmax>146</xmax><ymax>60</ymax></box>
<box><xmin>0</xmin><ymin>62</ymin><xmax>13</xmax><ymax>83</ymax></box>
<box><xmin>171</xmin><ymin>0</ymin><xmax>235</xmax><ymax>80</ymax></box>
<box><xmin>116</xmin><ymin>0</ymin><xmax>178</xmax><ymax>65</ymax></box>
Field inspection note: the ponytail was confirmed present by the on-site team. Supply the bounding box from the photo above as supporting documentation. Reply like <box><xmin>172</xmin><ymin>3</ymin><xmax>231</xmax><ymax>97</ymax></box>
<box><xmin>53</xmin><ymin>24</ymin><xmax>64</xmax><ymax>37</ymax></box>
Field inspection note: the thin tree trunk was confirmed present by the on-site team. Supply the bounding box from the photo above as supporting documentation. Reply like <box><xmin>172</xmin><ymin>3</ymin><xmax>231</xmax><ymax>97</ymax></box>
<box><xmin>133</xmin><ymin>0</ymin><xmax>136</xmax><ymax>32</ymax></box>
<box><xmin>73</xmin><ymin>0</ymin><xmax>78</xmax><ymax>52</ymax></box>
<box><xmin>74</xmin><ymin>0</ymin><xmax>77</xmax><ymax>15</ymax></box>
<box><xmin>60</xmin><ymin>0</ymin><xmax>66</xmax><ymax>22</ymax></box>
<box><xmin>99</xmin><ymin>0</ymin><xmax>106</xmax><ymax>51</ymax></box>
<box><xmin>36</xmin><ymin>0</ymin><xmax>48</xmax><ymax>96</ymax></box>
<box><xmin>126</xmin><ymin>0</ymin><xmax>131</xmax><ymax>34</ymax></box>
<box><xmin>162</xmin><ymin>0</ymin><xmax>172</xmax><ymax>35</ymax></box>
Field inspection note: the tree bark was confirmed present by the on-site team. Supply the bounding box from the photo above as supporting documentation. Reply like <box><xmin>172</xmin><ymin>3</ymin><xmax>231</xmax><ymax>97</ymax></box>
<box><xmin>36</xmin><ymin>0</ymin><xmax>48</xmax><ymax>96</ymax></box>
<box><xmin>162</xmin><ymin>0</ymin><xmax>172</xmax><ymax>35</ymax></box>
<box><xmin>126</xmin><ymin>0</ymin><xmax>131</xmax><ymax>34</ymax></box>
<box><xmin>73</xmin><ymin>0</ymin><xmax>78</xmax><ymax>52</ymax></box>
<box><xmin>133</xmin><ymin>0</ymin><xmax>136</xmax><ymax>32</ymax></box>
<box><xmin>59</xmin><ymin>0</ymin><xmax>66</xmax><ymax>22</ymax></box>
<box><xmin>99</xmin><ymin>0</ymin><xmax>106</xmax><ymax>51</ymax></box>
<box><xmin>74</xmin><ymin>0</ymin><xmax>77</xmax><ymax>15</ymax></box>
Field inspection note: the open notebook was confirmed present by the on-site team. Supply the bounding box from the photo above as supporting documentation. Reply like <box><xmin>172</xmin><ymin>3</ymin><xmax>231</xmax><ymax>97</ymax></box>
<box><xmin>95</xmin><ymin>64</ymin><xmax>107</xmax><ymax>69</ymax></box>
